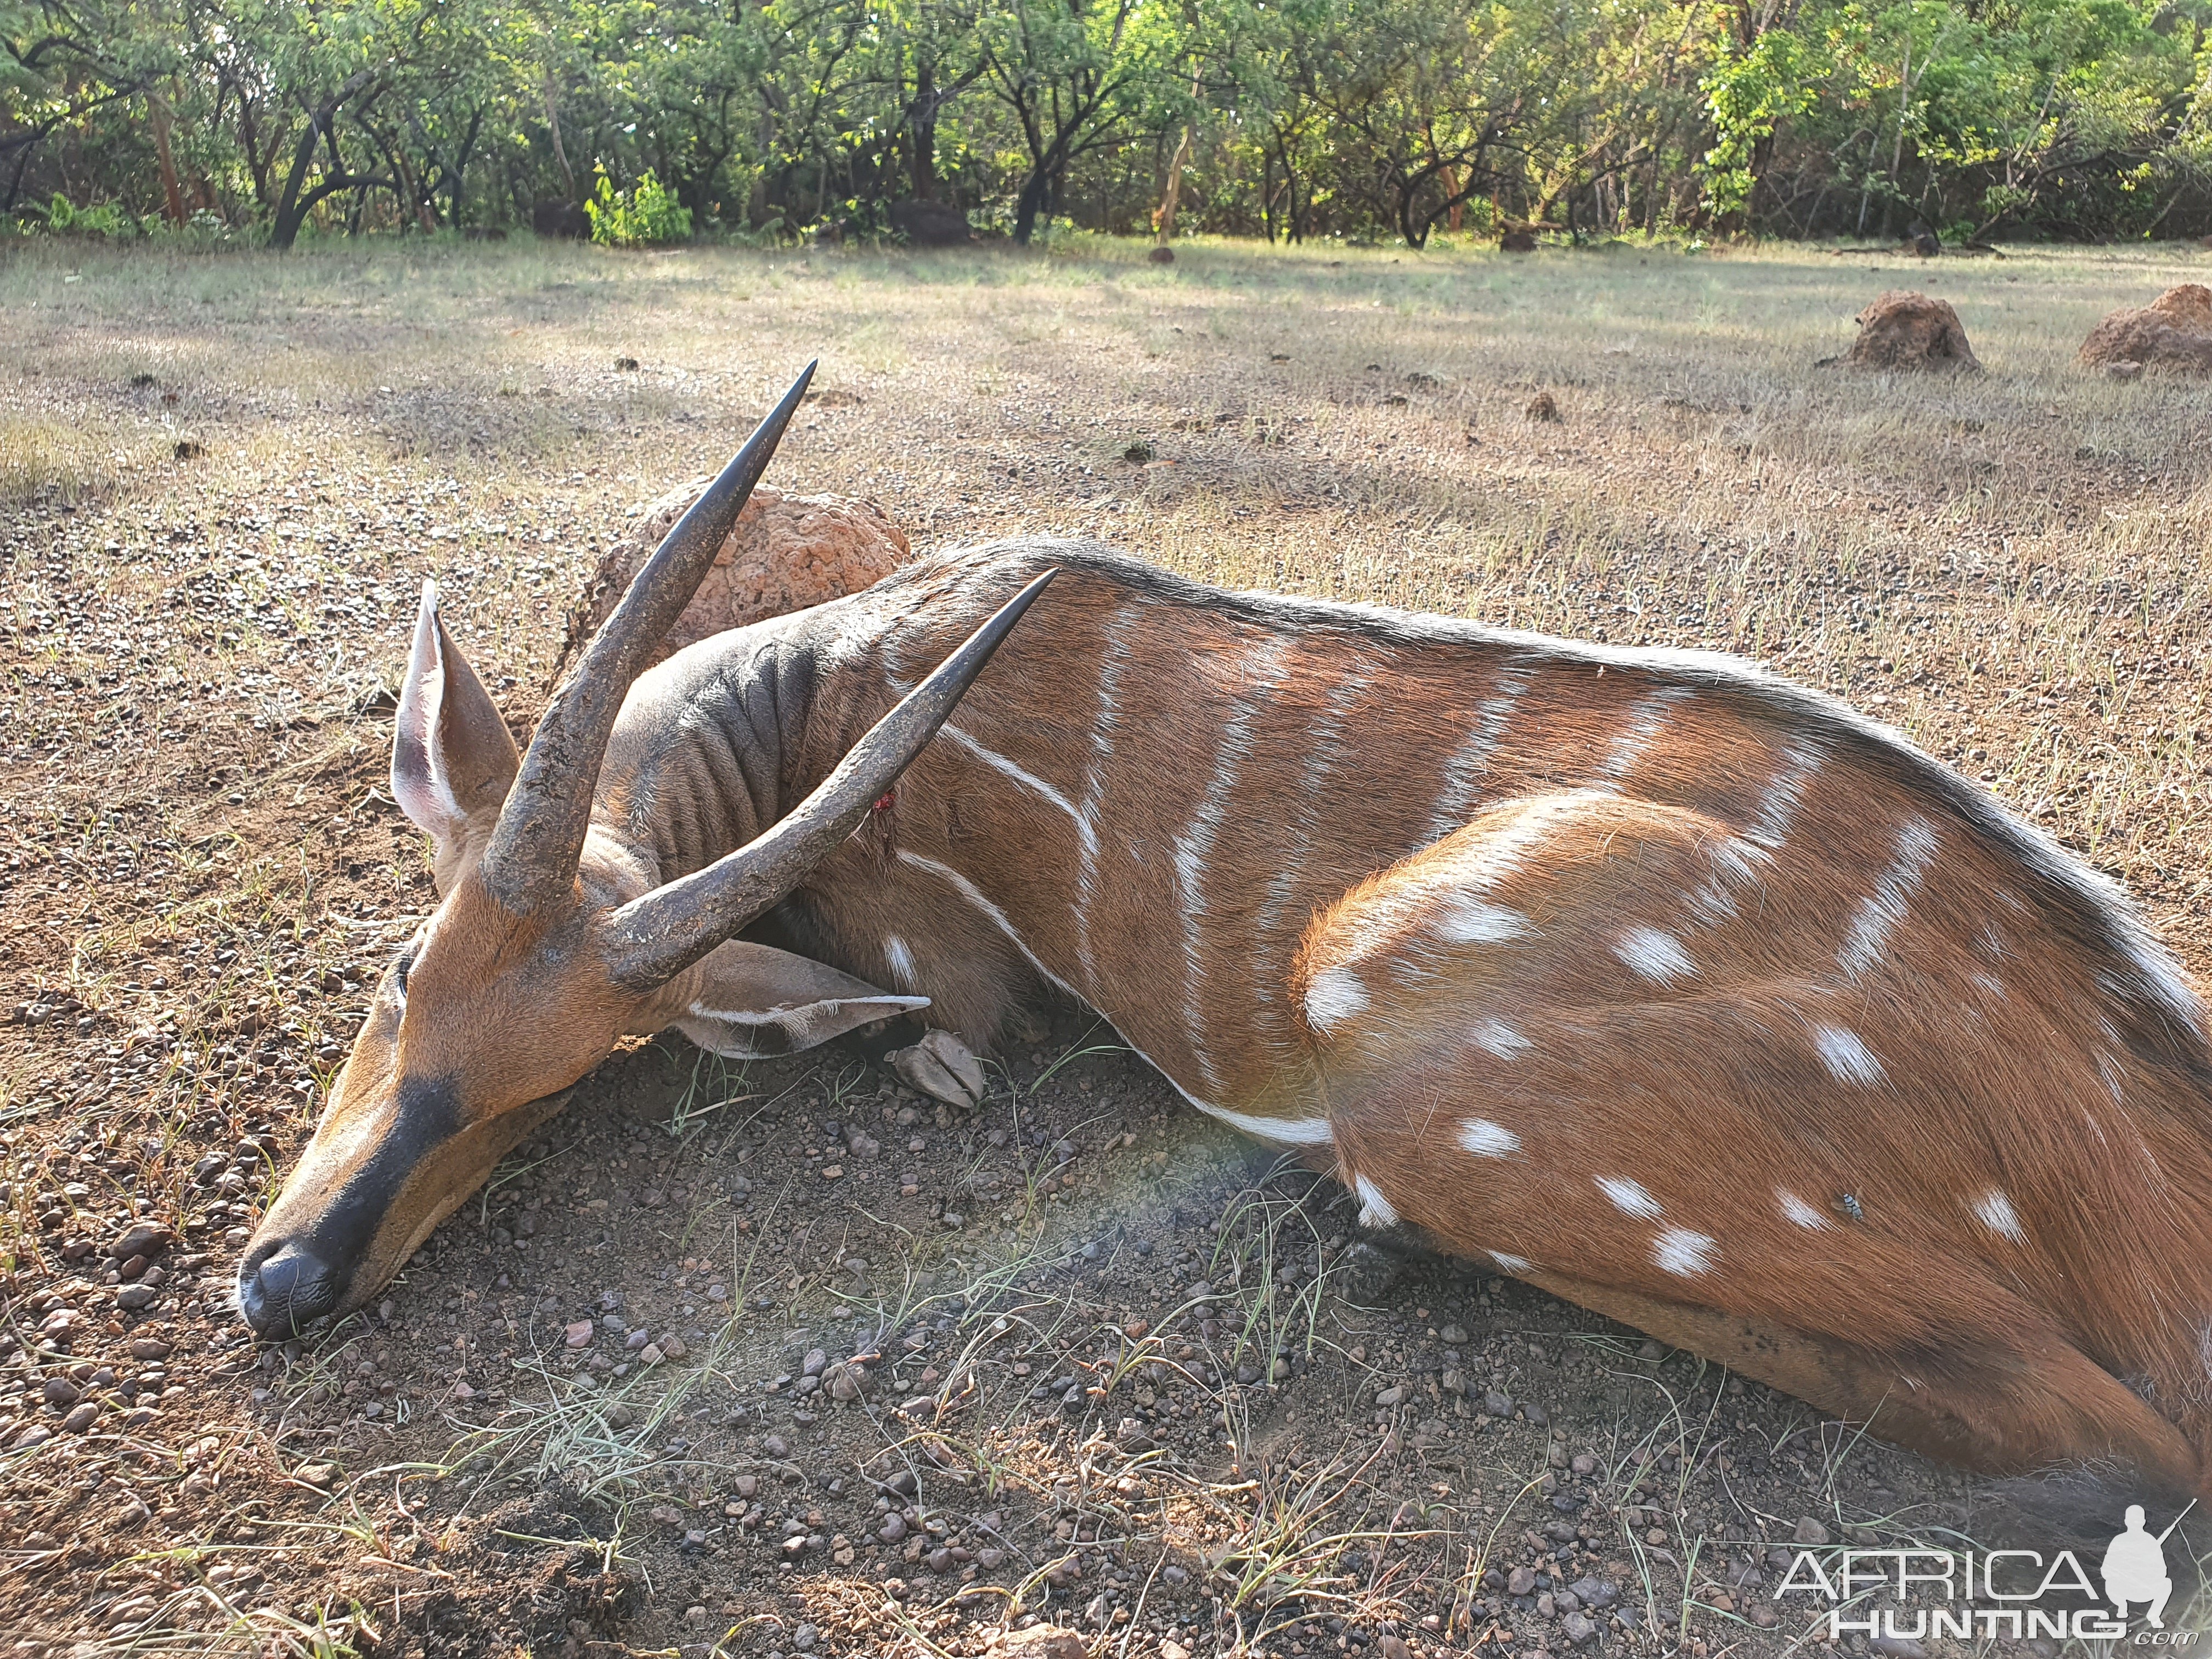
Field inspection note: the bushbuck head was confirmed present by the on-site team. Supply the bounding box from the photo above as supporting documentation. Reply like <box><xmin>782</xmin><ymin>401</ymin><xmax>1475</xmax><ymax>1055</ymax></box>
<box><xmin>238</xmin><ymin>364</ymin><xmax>1053</xmax><ymax>1335</ymax></box>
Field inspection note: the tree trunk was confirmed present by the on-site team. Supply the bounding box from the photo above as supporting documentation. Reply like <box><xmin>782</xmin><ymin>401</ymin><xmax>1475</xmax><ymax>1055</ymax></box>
<box><xmin>1014</xmin><ymin>164</ymin><xmax>1049</xmax><ymax>244</ymax></box>
<box><xmin>543</xmin><ymin>71</ymin><xmax>575</xmax><ymax>200</ymax></box>
<box><xmin>909</xmin><ymin>60</ymin><xmax>938</xmax><ymax>200</ymax></box>
<box><xmin>1153</xmin><ymin>122</ymin><xmax>1192</xmax><ymax>245</ymax></box>
<box><xmin>150</xmin><ymin>94</ymin><xmax>186</xmax><ymax>226</ymax></box>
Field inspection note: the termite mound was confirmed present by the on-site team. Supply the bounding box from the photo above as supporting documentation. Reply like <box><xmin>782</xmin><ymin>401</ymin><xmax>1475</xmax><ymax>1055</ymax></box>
<box><xmin>554</xmin><ymin>481</ymin><xmax>911</xmax><ymax>681</ymax></box>
<box><xmin>2077</xmin><ymin>283</ymin><xmax>2212</xmax><ymax>376</ymax></box>
<box><xmin>1841</xmin><ymin>290</ymin><xmax>1980</xmax><ymax>372</ymax></box>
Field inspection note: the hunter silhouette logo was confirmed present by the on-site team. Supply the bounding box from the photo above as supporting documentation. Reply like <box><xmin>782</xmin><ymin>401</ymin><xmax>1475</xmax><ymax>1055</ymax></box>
<box><xmin>2103</xmin><ymin>1502</ymin><xmax>2191</xmax><ymax>1629</ymax></box>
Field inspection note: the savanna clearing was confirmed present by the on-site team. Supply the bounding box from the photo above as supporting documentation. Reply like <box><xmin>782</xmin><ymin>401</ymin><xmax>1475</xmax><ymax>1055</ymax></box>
<box><xmin>4</xmin><ymin>235</ymin><xmax>2212</xmax><ymax>1657</ymax></box>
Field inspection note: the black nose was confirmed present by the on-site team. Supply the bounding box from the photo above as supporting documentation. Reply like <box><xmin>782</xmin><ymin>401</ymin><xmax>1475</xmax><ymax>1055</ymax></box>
<box><xmin>238</xmin><ymin>1241</ymin><xmax>338</xmax><ymax>1335</ymax></box>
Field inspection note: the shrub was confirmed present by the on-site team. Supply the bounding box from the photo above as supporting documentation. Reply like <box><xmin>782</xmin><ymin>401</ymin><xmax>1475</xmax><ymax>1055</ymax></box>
<box><xmin>585</xmin><ymin>169</ymin><xmax>692</xmax><ymax>247</ymax></box>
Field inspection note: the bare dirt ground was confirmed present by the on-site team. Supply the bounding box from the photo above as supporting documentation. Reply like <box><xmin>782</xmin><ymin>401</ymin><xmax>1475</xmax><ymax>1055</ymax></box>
<box><xmin>4</xmin><ymin>235</ymin><xmax>2212</xmax><ymax>1658</ymax></box>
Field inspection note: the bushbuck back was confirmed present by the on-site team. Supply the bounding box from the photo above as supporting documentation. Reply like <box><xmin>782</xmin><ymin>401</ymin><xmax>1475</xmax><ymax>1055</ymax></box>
<box><xmin>249</xmin><ymin>368</ymin><xmax>2212</xmax><ymax>1503</ymax></box>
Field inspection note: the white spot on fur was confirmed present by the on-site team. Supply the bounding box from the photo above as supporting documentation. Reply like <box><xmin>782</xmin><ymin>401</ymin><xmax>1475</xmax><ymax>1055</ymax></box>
<box><xmin>1458</xmin><ymin>1118</ymin><xmax>1521</xmax><ymax>1158</ymax></box>
<box><xmin>1305</xmin><ymin>964</ymin><xmax>1369</xmax><ymax>1034</ymax></box>
<box><xmin>1435</xmin><ymin>899</ymin><xmax>1534</xmax><ymax>944</ymax></box>
<box><xmin>1597</xmin><ymin>1177</ymin><xmax>1662</xmax><ymax>1219</ymax></box>
<box><xmin>1489</xmin><ymin>1252</ymin><xmax>1532</xmax><ymax>1274</ymax></box>
<box><xmin>1776</xmin><ymin>1189</ymin><xmax>1828</xmax><ymax>1231</ymax></box>
<box><xmin>1813</xmin><ymin>1025</ymin><xmax>1885</xmax><ymax>1086</ymax></box>
<box><xmin>1470</xmin><ymin>1020</ymin><xmax>1531</xmax><ymax>1059</ymax></box>
<box><xmin>883</xmin><ymin>935</ymin><xmax>917</xmax><ymax>990</ymax></box>
<box><xmin>1653</xmin><ymin>1228</ymin><xmax>1717</xmax><ymax>1276</ymax></box>
<box><xmin>1353</xmin><ymin>1175</ymin><xmax>1398</xmax><ymax>1228</ymax></box>
<box><xmin>1615</xmin><ymin>926</ymin><xmax>1695</xmax><ymax>985</ymax></box>
<box><xmin>1972</xmin><ymin>1188</ymin><xmax>2027</xmax><ymax>1244</ymax></box>
<box><xmin>1969</xmin><ymin>972</ymin><xmax>2006</xmax><ymax>999</ymax></box>
<box><xmin>1838</xmin><ymin>817</ymin><xmax>1939</xmax><ymax>980</ymax></box>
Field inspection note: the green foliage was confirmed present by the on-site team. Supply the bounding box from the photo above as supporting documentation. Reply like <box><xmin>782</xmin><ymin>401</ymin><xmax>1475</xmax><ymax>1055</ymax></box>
<box><xmin>5</xmin><ymin>0</ymin><xmax>2212</xmax><ymax>243</ymax></box>
<box><xmin>585</xmin><ymin>168</ymin><xmax>693</xmax><ymax>246</ymax></box>
<box><xmin>36</xmin><ymin>193</ymin><xmax>135</xmax><ymax>236</ymax></box>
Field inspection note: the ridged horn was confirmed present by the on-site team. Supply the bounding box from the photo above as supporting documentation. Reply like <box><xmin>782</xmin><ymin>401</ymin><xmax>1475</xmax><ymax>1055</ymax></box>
<box><xmin>477</xmin><ymin>362</ymin><xmax>816</xmax><ymax>913</ymax></box>
<box><xmin>603</xmin><ymin>568</ymin><xmax>1059</xmax><ymax>989</ymax></box>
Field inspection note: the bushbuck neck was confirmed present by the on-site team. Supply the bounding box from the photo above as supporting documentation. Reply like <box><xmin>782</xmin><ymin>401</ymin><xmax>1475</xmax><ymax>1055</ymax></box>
<box><xmin>619</xmin><ymin>541</ymin><xmax>2212</xmax><ymax>1498</ymax></box>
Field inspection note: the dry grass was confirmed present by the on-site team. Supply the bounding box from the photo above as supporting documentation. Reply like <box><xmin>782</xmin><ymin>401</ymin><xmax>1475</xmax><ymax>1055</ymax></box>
<box><xmin>4</xmin><ymin>232</ymin><xmax>2211</xmax><ymax>1654</ymax></box>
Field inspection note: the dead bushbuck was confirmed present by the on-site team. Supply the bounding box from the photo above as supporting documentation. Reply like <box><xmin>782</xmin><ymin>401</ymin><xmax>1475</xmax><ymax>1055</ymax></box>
<box><xmin>247</xmin><ymin>364</ymin><xmax>2212</xmax><ymax>1502</ymax></box>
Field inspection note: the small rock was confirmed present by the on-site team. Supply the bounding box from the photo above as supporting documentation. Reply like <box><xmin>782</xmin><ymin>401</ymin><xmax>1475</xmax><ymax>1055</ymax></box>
<box><xmin>1378</xmin><ymin>1638</ymin><xmax>1412</xmax><ymax>1659</ymax></box>
<box><xmin>1506</xmin><ymin>1565</ymin><xmax>1537</xmax><ymax>1596</ymax></box>
<box><xmin>802</xmin><ymin>1348</ymin><xmax>827</xmax><ymax>1378</ymax></box>
<box><xmin>115</xmin><ymin>1284</ymin><xmax>158</xmax><ymax>1311</ymax></box>
<box><xmin>879</xmin><ymin>1514</ymin><xmax>907</xmax><ymax>1543</ymax></box>
<box><xmin>1483</xmin><ymin>1390</ymin><xmax>1514</xmax><ymax>1417</ymax></box>
<box><xmin>1438</xmin><ymin>1323</ymin><xmax>1469</xmax><ymax>1344</ymax></box>
<box><xmin>42</xmin><ymin>1378</ymin><xmax>78</xmax><ymax>1407</ymax></box>
<box><xmin>660</xmin><ymin>1335</ymin><xmax>689</xmax><ymax>1361</ymax></box>
<box><xmin>1568</xmin><ymin>1577</ymin><xmax>1617</xmax><ymax>1609</ymax></box>
<box><xmin>62</xmin><ymin>1401</ymin><xmax>100</xmax><ymax>1434</ymax></box>
<box><xmin>761</xmin><ymin>1434</ymin><xmax>790</xmax><ymax>1458</ymax></box>
<box><xmin>1004</xmin><ymin>1627</ymin><xmax>1087</xmax><ymax>1659</ymax></box>
<box><xmin>733</xmin><ymin>1475</ymin><xmax>757</xmax><ymax>1498</ymax></box>
<box><xmin>108</xmin><ymin>1222</ymin><xmax>176</xmax><ymax>1261</ymax></box>
<box><xmin>1870</xmin><ymin>1639</ymin><xmax>1926</xmax><ymax>1659</ymax></box>
<box><xmin>1793</xmin><ymin>1515</ymin><xmax>1831</xmax><ymax>1546</ymax></box>
<box><xmin>827</xmin><ymin>1364</ymin><xmax>863</xmax><ymax>1402</ymax></box>
<box><xmin>1524</xmin><ymin>1402</ymin><xmax>1549</xmax><ymax>1426</ymax></box>
<box><xmin>791</xmin><ymin>1623</ymin><xmax>819</xmax><ymax>1651</ymax></box>
<box><xmin>297</xmin><ymin>1463</ymin><xmax>337</xmax><ymax>1487</ymax></box>
<box><xmin>1570</xmin><ymin>1453</ymin><xmax>1596</xmax><ymax>1475</ymax></box>
<box><xmin>564</xmin><ymin>1320</ymin><xmax>594</xmax><ymax>1348</ymax></box>
<box><xmin>1750</xmin><ymin>1603</ymin><xmax>1780</xmax><ymax>1629</ymax></box>
<box><xmin>1562</xmin><ymin>1611</ymin><xmax>1598</xmax><ymax>1646</ymax></box>
<box><xmin>1374</xmin><ymin>1385</ymin><xmax>1404</xmax><ymax>1407</ymax></box>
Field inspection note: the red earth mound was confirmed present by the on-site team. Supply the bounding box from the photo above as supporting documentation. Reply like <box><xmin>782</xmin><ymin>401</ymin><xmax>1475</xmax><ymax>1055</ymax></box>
<box><xmin>1843</xmin><ymin>290</ymin><xmax>1980</xmax><ymax>371</ymax></box>
<box><xmin>2076</xmin><ymin>284</ymin><xmax>2212</xmax><ymax>373</ymax></box>
<box><xmin>555</xmin><ymin>482</ymin><xmax>911</xmax><ymax>680</ymax></box>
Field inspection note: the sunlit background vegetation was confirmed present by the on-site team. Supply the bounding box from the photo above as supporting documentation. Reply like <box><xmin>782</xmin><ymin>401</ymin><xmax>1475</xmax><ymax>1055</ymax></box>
<box><xmin>7</xmin><ymin>0</ymin><xmax>2212</xmax><ymax>250</ymax></box>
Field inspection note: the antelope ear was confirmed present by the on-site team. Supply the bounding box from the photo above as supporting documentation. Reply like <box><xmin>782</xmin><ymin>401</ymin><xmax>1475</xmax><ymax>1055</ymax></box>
<box><xmin>672</xmin><ymin>940</ymin><xmax>929</xmax><ymax>1059</ymax></box>
<box><xmin>392</xmin><ymin>582</ymin><xmax>520</xmax><ymax>874</ymax></box>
